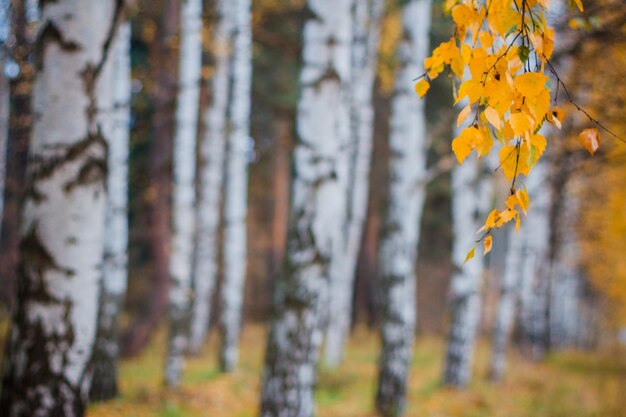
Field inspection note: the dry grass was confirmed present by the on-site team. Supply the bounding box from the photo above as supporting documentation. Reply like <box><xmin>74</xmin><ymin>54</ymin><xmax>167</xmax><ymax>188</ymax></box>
<box><xmin>87</xmin><ymin>325</ymin><xmax>626</xmax><ymax>417</ymax></box>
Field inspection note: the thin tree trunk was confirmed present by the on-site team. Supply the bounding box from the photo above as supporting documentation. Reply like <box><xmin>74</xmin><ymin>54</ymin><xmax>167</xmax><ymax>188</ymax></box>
<box><xmin>165</xmin><ymin>0</ymin><xmax>203</xmax><ymax>388</ymax></box>
<box><xmin>0</xmin><ymin>1</ymin><xmax>120</xmax><ymax>415</ymax></box>
<box><xmin>0</xmin><ymin>0</ymin><xmax>9</xmax><ymax>240</ymax></box>
<box><xmin>442</xmin><ymin>155</ymin><xmax>485</xmax><ymax>388</ymax></box>
<box><xmin>324</xmin><ymin>0</ymin><xmax>384</xmax><ymax>368</ymax></box>
<box><xmin>121</xmin><ymin>0</ymin><xmax>179</xmax><ymax>358</ymax></box>
<box><xmin>0</xmin><ymin>0</ymin><xmax>36</xmax><ymax>309</ymax></box>
<box><xmin>375</xmin><ymin>1</ymin><xmax>431</xmax><ymax>415</ymax></box>
<box><xmin>90</xmin><ymin>21</ymin><xmax>131</xmax><ymax>402</ymax></box>
<box><xmin>259</xmin><ymin>0</ymin><xmax>352</xmax><ymax>415</ymax></box>
<box><xmin>188</xmin><ymin>0</ymin><xmax>233</xmax><ymax>354</ymax></box>
<box><xmin>219</xmin><ymin>0</ymin><xmax>252</xmax><ymax>372</ymax></box>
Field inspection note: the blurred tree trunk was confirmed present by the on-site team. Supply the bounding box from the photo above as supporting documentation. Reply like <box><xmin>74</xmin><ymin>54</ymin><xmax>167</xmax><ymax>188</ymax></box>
<box><xmin>0</xmin><ymin>0</ymin><xmax>36</xmax><ymax>309</ymax></box>
<box><xmin>0</xmin><ymin>0</ymin><xmax>9</xmax><ymax>240</ymax></box>
<box><xmin>442</xmin><ymin>155</ymin><xmax>485</xmax><ymax>388</ymax></box>
<box><xmin>516</xmin><ymin>162</ymin><xmax>551</xmax><ymax>361</ymax></box>
<box><xmin>121</xmin><ymin>0</ymin><xmax>179</xmax><ymax>358</ymax></box>
<box><xmin>259</xmin><ymin>0</ymin><xmax>352</xmax><ymax>415</ymax></box>
<box><xmin>324</xmin><ymin>0</ymin><xmax>383</xmax><ymax>368</ymax></box>
<box><xmin>219</xmin><ymin>0</ymin><xmax>252</xmax><ymax>372</ymax></box>
<box><xmin>266</xmin><ymin>113</ymin><xmax>291</xmax><ymax>278</ymax></box>
<box><xmin>188</xmin><ymin>0</ymin><xmax>233</xmax><ymax>354</ymax></box>
<box><xmin>0</xmin><ymin>0</ymin><xmax>120</xmax><ymax>414</ymax></box>
<box><xmin>375</xmin><ymin>0</ymin><xmax>431</xmax><ymax>415</ymax></box>
<box><xmin>89</xmin><ymin>21</ymin><xmax>131</xmax><ymax>402</ymax></box>
<box><xmin>165</xmin><ymin>0</ymin><xmax>203</xmax><ymax>387</ymax></box>
<box><xmin>354</xmin><ymin>207</ymin><xmax>381</xmax><ymax>328</ymax></box>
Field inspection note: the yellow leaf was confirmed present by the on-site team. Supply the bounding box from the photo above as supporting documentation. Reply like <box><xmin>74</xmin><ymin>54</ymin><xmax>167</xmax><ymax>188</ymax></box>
<box><xmin>516</xmin><ymin>187</ymin><xmax>530</xmax><ymax>214</ymax></box>
<box><xmin>514</xmin><ymin>72</ymin><xmax>549</xmax><ymax>98</ymax></box>
<box><xmin>579</xmin><ymin>128</ymin><xmax>600</xmax><ymax>155</ymax></box>
<box><xmin>547</xmin><ymin>106</ymin><xmax>564</xmax><ymax>129</ymax></box>
<box><xmin>509</xmin><ymin>113</ymin><xmax>534</xmax><ymax>137</ymax></box>
<box><xmin>484</xmin><ymin>107</ymin><xmax>501</xmax><ymax>130</ymax></box>
<box><xmin>463</xmin><ymin>247</ymin><xmax>475</xmax><ymax>265</ymax></box>
<box><xmin>499</xmin><ymin>208</ymin><xmax>518</xmax><ymax>224</ymax></box>
<box><xmin>571</xmin><ymin>0</ymin><xmax>584</xmax><ymax>12</ymax></box>
<box><xmin>415</xmin><ymin>79</ymin><xmax>430</xmax><ymax>98</ymax></box>
<box><xmin>457</xmin><ymin>103</ymin><xmax>473</xmax><ymax>127</ymax></box>
<box><xmin>483</xmin><ymin>235</ymin><xmax>493</xmax><ymax>255</ymax></box>
<box><xmin>452</xmin><ymin>126</ymin><xmax>481</xmax><ymax>164</ymax></box>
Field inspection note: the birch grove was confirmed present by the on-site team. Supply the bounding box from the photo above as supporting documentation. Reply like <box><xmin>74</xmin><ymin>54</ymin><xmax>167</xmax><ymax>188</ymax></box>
<box><xmin>259</xmin><ymin>0</ymin><xmax>352</xmax><ymax>415</ymax></box>
<box><xmin>0</xmin><ymin>0</ymin><xmax>119</xmax><ymax>414</ymax></box>
<box><xmin>188</xmin><ymin>0</ymin><xmax>232</xmax><ymax>355</ymax></box>
<box><xmin>376</xmin><ymin>0</ymin><xmax>432</xmax><ymax>415</ymax></box>
<box><xmin>219</xmin><ymin>0</ymin><xmax>252</xmax><ymax>372</ymax></box>
<box><xmin>165</xmin><ymin>0</ymin><xmax>203</xmax><ymax>387</ymax></box>
<box><xmin>90</xmin><ymin>21</ymin><xmax>131</xmax><ymax>401</ymax></box>
<box><xmin>324</xmin><ymin>0</ymin><xmax>384</xmax><ymax>368</ymax></box>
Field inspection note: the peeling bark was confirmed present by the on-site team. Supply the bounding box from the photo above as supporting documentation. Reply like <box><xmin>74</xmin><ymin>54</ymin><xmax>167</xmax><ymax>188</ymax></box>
<box><xmin>165</xmin><ymin>0</ymin><xmax>203</xmax><ymax>387</ymax></box>
<box><xmin>324</xmin><ymin>0</ymin><xmax>383</xmax><ymax>368</ymax></box>
<box><xmin>259</xmin><ymin>0</ymin><xmax>352</xmax><ymax>415</ymax></box>
<box><xmin>0</xmin><ymin>1</ymin><xmax>120</xmax><ymax>415</ymax></box>
<box><xmin>375</xmin><ymin>1</ymin><xmax>431</xmax><ymax>415</ymax></box>
<box><xmin>89</xmin><ymin>21</ymin><xmax>131</xmax><ymax>402</ymax></box>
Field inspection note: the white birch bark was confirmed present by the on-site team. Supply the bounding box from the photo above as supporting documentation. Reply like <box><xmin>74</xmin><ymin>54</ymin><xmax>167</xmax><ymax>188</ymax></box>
<box><xmin>165</xmin><ymin>0</ymin><xmax>203</xmax><ymax>387</ymax></box>
<box><xmin>442</xmin><ymin>154</ymin><xmax>485</xmax><ymax>387</ymax></box>
<box><xmin>90</xmin><ymin>21</ymin><xmax>131</xmax><ymax>401</ymax></box>
<box><xmin>0</xmin><ymin>1</ymin><xmax>119</xmax><ymax>415</ymax></box>
<box><xmin>188</xmin><ymin>0</ymin><xmax>233</xmax><ymax>354</ymax></box>
<box><xmin>259</xmin><ymin>0</ymin><xmax>352</xmax><ymax>415</ymax></box>
<box><xmin>0</xmin><ymin>0</ymin><xmax>9</xmax><ymax>239</ymax></box>
<box><xmin>219</xmin><ymin>0</ymin><xmax>252</xmax><ymax>372</ymax></box>
<box><xmin>375</xmin><ymin>0</ymin><xmax>431</xmax><ymax>415</ymax></box>
<box><xmin>324</xmin><ymin>0</ymin><xmax>384</xmax><ymax>368</ymax></box>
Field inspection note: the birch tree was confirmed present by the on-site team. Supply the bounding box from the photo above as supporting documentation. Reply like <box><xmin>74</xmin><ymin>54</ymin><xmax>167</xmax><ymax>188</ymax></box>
<box><xmin>165</xmin><ymin>0</ymin><xmax>203</xmax><ymax>387</ymax></box>
<box><xmin>442</xmin><ymin>156</ymin><xmax>485</xmax><ymax>387</ymax></box>
<box><xmin>0</xmin><ymin>0</ymin><xmax>120</xmax><ymax>415</ymax></box>
<box><xmin>259</xmin><ymin>0</ymin><xmax>352</xmax><ymax>415</ymax></box>
<box><xmin>375</xmin><ymin>0</ymin><xmax>431</xmax><ymax>415</ymax></box>
<box><xmin>489</xmin><ymin>161</ymin><xmax>549</xmax><ymax>380</ymax></box>
<box><xmin>188</xmin><ymin>0</ymin><xmax>233</xmax><ymax>354</ymax></box>
<box><xmin>90</xmin><ymin>21</ymin><xmax>131</xmax><ymax>401</ymax></box>
<box><xmin>324</xmin><ymin>0</ymin><xmax>384</xmax><ymax>368</ymax></box>
<box><xmin>219</xmin><ymin>0</ymin><xmax>252</xmax><ymax>372</ymax></box>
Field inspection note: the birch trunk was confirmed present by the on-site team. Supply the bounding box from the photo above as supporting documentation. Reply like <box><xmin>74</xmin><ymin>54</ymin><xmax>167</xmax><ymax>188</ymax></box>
<box><xmin>0</xmin><ymin>1</ymin><xmax>119</xmax><ymax>415</ymax></box>
<box><xmin>164</xmin><ymin>0</ymin><xmax>203</xmax><ymax>387</ymax></box>
<box><xmin>188</xmin><ymin>0</ymin><xmax>233</xmax><ymax>354</ymax></box>
<box><xmin>324</xmin><ymin>0</ymin><xmax>384</xmax><ymax>368</ymax></box>
<box><xmin>442</xmin><ymin>155</ymin><xmax>485</xmax><ymax>388</ymax></box>
<box><xmin>0</xmin><ymin>0</ymin><xmax>9</xmax><ymax>239</ymax></box>
<box><xmin>375</xmin><ymin>0</ymin><xmax>431</xmax><ymax>415</ymax></box>
<box><xmin>89</xmin><ymin>21</ymin><xmax>131</xmax><ymax>402</ymax></box>
<box><xmin>517</xmin><ymin>162</ymin><xmax>551</xmax><ymax>360</ymax></box>
<box><xmin>259</xmin><ymin>0</ymin><xmax>352</xmax><ymax>415</ymax></box>
<box><xmin>219</xmin><ymin>0</ymin><xmax>252</xmax><ymax>372</ymax></box>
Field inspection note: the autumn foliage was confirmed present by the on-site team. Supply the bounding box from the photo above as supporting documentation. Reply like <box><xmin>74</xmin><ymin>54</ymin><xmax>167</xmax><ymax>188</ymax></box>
<box><xmin>416</xmin><ymin>0</ymin><xmax>593</xmax><ymax>258</ymax></box>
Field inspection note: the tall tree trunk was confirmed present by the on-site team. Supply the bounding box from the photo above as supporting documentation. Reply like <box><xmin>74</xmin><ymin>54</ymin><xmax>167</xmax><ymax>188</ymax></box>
<box><xmin>165</xmin><ymin>0</ymin><xmax>203</xmax><ymax>387</ymax></box>
<box><xmin>0</xmin><ymin>0</ymin><xmax>121</xmax><ymax>415</ymax></box>
<box><xmin>121</xmin><ymin>0</ymin><xmax>179</xmax><ymax>358</ymax></box>
<box><xmin>0</xmin><ymin>0</ymin><xmax>9</xmax><ymax>240</ymax></box>
<box><xmin>259</xmin><ymin>0</ymin><xmax>352</xmax><ymax>415</ymax></box>
<box><xmin>0</xmin><ymin>0</ymin><xmax>36</xmax><ymax>309</ymax></box>
<box><xmin>375</xmin><ymin>1</ymin><xmax>431</xmax><ymax>415</ymax></box>
<box><xmin>324</xmin><ymin>0</ymin><xmax>383</xmax><ymax>368</ymax></box>
<box><xmin>442</xmin><ymin>155</ymin><xmax>485</xmax><ymax>388</ymax></box>
<box><xmin>516</xmin><ymin>162</ymin><xmax>551</xmax><ymax>361</ymax></box>
<box><xmin>188</xmin><ymin>0</ymin><xmax>233</xmax><ymax>354</ymax></box>
<box><xmin>89</xmin><ymin>20</ymin><xmax>131</xmax><ymax>402</ymax></box>
<box><xmin>219</xmin><ymin>0</ymin><xmax>252</xmax><ymax>372</ymax></box>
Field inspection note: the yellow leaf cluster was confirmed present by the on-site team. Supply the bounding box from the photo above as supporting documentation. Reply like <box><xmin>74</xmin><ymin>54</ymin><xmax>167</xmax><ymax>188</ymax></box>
<box><xmin>417</xmin><ymin>0</ymin><xmax>590</xmax><ymax>254</ymax></box>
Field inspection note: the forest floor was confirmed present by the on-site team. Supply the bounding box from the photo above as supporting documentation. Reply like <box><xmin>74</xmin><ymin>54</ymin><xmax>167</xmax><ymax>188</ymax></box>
<box><xmin>85</xmin><ymin>325</ymin><xmax>626</xmax><ymax>417</ymax></box>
